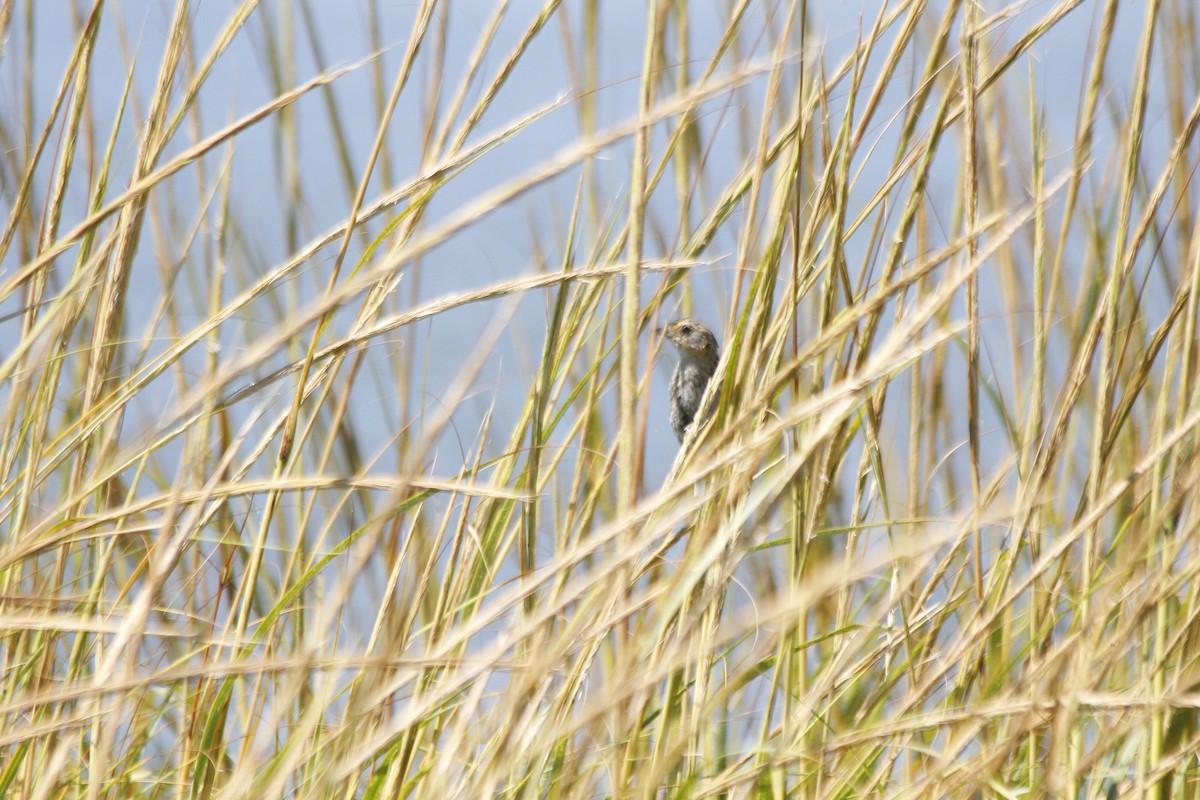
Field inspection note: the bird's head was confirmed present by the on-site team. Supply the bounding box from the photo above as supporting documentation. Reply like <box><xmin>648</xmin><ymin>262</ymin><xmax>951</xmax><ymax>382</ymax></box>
<box><xmin>660</xmin><ymin>318</ymin><xmax>719</xmax><ymax>359</ymax></box>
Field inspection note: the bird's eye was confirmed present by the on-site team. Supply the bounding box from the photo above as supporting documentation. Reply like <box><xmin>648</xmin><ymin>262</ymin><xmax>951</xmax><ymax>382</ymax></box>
<box><xmin>680</xmin><ymin>325</ymin><xmax>692</xmax><ymax>335</ymax></box>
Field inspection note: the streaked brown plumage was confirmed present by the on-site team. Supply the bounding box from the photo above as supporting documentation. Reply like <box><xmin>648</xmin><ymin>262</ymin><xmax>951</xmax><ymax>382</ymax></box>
<box><xmin>660</xmin><ymin>318</ymin><xmax>720</xmax><ymax>443</ymax></box>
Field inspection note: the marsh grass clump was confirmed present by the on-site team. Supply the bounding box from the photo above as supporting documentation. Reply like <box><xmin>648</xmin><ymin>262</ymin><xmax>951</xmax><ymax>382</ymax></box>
<box><xmin>1</xmin><ymin>1</ymin><xmax>1199</xmax><ymax>797</ymax></box>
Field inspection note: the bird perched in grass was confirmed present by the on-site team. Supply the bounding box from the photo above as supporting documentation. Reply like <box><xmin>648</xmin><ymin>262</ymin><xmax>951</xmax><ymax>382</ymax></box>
<box><xmin>660</xmin><ymin>318</ymin><xmax>720</xmax><ymax>443</ymax></box>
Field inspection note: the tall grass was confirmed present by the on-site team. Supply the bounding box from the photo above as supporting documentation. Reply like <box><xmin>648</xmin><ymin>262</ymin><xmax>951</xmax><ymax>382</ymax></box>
<box><xmin>2</xmin><ymin>0</ymin><xmax>1200</xmax><ymax>797</ymax></box>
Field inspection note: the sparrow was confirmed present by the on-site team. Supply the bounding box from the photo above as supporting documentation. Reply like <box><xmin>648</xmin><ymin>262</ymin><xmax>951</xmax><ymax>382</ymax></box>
<box><xmin>660</xmin><ymin>318</ymin><xmax>720</xmax><ymax>443</ymax></box>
